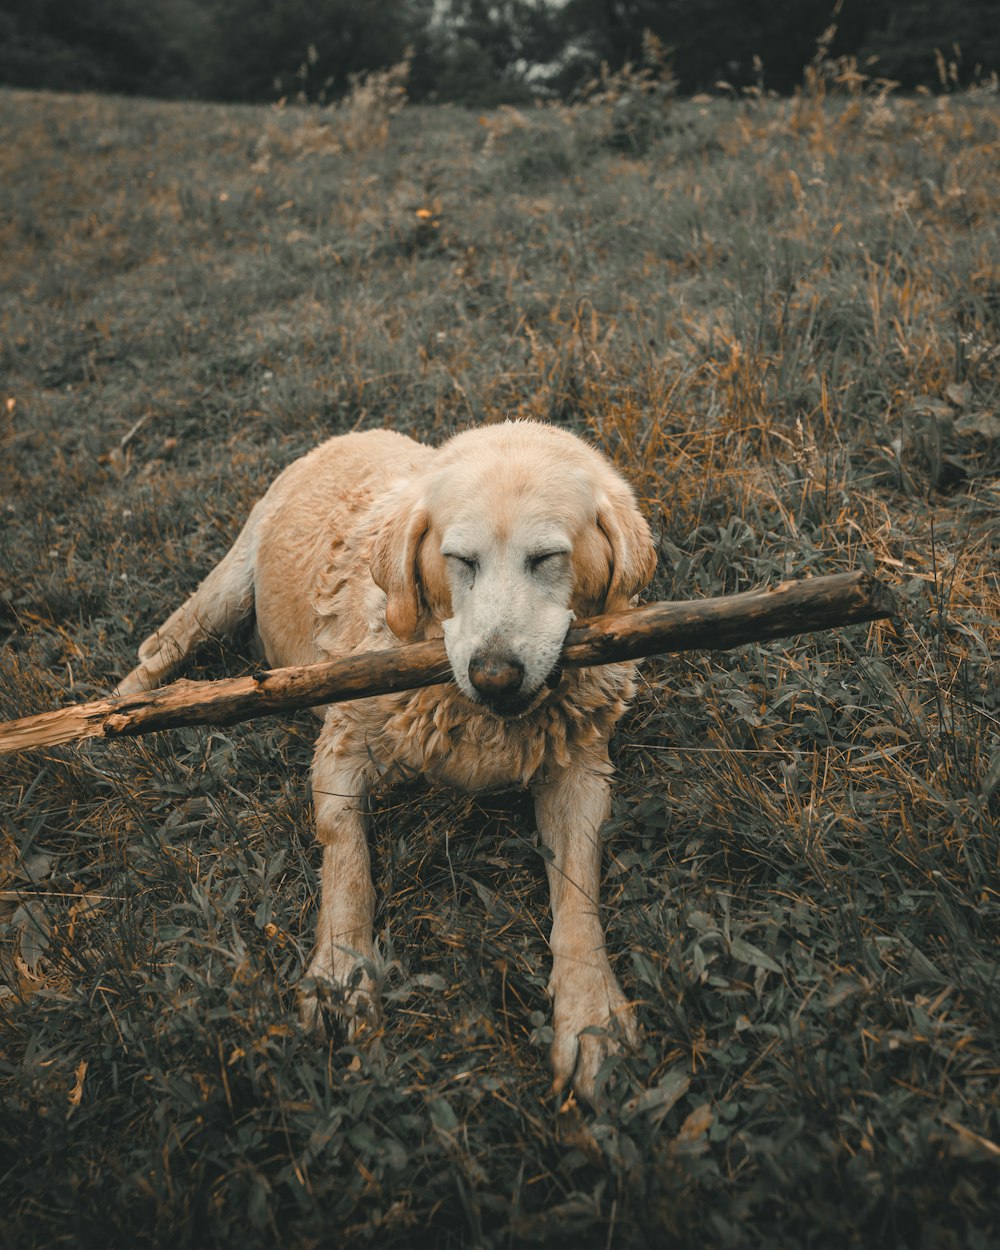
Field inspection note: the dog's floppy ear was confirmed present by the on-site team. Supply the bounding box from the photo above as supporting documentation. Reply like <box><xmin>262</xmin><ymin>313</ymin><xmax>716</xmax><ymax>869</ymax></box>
<box><xmin>417</xmin><ymin>537</ymin><xmax>452</xmax><ymax>625</ymax></box>
<box><xmin>370</xmin><ymin>503</ymin><xmax>430</xmax><ymax>641</ymax></box>
<box><xmin>595</xmin><ymin>486</ymin><xmax>656</xmax><ymax>613</ymax></box>
<box><xmin>570</xmin><ymin>523</ymin><xmax>615</xmax><ymax>619</ymax></box>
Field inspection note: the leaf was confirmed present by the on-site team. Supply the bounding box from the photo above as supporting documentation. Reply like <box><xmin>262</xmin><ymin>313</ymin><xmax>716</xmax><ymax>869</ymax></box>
<box><xmin>428</xmin><ymin>1097</ymin><xmax>458</xmax><ymax>1132</ymax></box>
<box><xmin>623</xmin><ymin>1069</ymin><xmax>690</xmax><ymax>1122</ymax></box>
<box><xmin>944</xmin><ymin>381</ymin><xmax>971</xmax><ymax>409</ymax></box>
<box><xmin>13</xmin><ymin>902</ymin><xmax>50</xmax><ymax>974</ymax></box>
<box><xmin>982</xmin><ymin>750</ymin><xmax>1000</xmax><ymax>801</ymax></box>
<box><xmin>954</xmin><ymin>410</ymin><xmax>1000</xmax><ymax>441</ymax></box>
<box><xmin>412</xmin><ymin>972</ymin><xmax>447</xmax><ymax>991</ymax></box>
<box><xmin>18</xmin><ymin>852</ymin><xmax>53</xmax><ymax>882</ymax></box>
<box><xmin>897</xmin><ymin>934</ymin><xmax>945</xmax><ymax>982</ymax></box>
<box><xmin>673</xmin><ymin>1103</ymin><xmax>713</xmax><ymax>1154</ymax></box>
<box><xmin>67</xmin><ymin>1061</ymin><xmax>88</xmax><ymax>1115</ymax></box>
<box><xmin>729</xmin><ymin>936</ymin><xmax>782</xmax><ymax>975</ymax></box>
<box><xmin>630</xmin><ymin>950</ymin><xmax>661</xmax><ymax>988</ymax></box>
<box><xmin>347</xmin><ymin>1122</ymin><xmax>378</xmax><ymax>1154</ymax></box>
<box><xmin>908</xmin><ymin>395</ymin><xmax>952</xmax><ymax>418</ymax></box>
<box><xmin>472</xmin><ymin>880</ymin><xmax>497</xmax><ymax>909</ymax></box>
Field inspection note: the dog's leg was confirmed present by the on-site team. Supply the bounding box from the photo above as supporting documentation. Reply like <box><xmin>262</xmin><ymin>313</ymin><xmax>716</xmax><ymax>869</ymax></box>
<box><xmin>116</xmin><ymin>517</ymin><xmax>258</xmax><ymax>695</ymax></box>
<box><xmin>534</xmin><ymin>758</ymin><xmax>638</xmax><ymax>1105</ymax></box>
<box><xmin>299</xmin><ymin>717</ymin><xmax>378</xmax><ymax>1039</ymax></box>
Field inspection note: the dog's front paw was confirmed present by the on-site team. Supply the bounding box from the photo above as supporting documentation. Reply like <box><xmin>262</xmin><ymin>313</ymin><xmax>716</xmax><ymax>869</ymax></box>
<box><xmin>299</xmin><ymin>955</ymin><xmax>379</xmax><ymax>1043</ymax></box>
<box><xmin>115</xmin><ymin>665</ymin><xmax>160</xmax><ymax>697</ymax></box>
<box><xmin>549</xmin><ymin>963</ymin><xmax>638</xmax><ymax>1106</ymax></box>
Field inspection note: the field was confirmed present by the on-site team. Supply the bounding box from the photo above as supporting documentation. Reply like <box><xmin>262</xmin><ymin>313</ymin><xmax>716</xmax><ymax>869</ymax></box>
<box><xmin>1</xmin><ymin>73</ymin><xmax>998</xmax><ymax>1248</ymax></box>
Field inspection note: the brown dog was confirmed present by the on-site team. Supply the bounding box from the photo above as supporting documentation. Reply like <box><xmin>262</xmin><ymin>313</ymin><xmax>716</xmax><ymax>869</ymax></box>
<box><xmin>118</xmin><ymin>421</ymin><xmax>655</xmax><ymax>1102</ymax></box>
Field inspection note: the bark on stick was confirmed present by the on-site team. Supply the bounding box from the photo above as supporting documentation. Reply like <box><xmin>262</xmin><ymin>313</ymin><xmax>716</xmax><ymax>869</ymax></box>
<box><xmin>0</xmin><ymin>570</ymin><xmax>895</xmax><ymax>757</ymax></box>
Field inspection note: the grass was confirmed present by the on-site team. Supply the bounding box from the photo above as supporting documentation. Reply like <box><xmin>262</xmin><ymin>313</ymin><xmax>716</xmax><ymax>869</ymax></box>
<box><xmin>1</xmin><ymin>71</ymin><xmax>998</xmax><ymax>1248</ymax></box>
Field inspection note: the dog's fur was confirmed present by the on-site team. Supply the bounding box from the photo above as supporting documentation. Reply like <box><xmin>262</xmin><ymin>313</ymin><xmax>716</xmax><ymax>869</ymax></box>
<box><xmin>118</xmin><ymin>421</ymin><xmax>656</xmax><ymax>1102</ymax></box>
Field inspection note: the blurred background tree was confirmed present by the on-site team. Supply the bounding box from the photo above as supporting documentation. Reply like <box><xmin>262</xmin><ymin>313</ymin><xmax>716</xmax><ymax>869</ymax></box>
<box><xmin>856</xmin><ymin>0</ymin><xmax>1000</xmax><ymax>88</ymax></box>
<box><xmin>550</xmin><ymin>0</ymin><xmax>888</xmax><ymax>94</ymax></box>
<box><xmin>207</xmin><ymin>0</ymin><xmax>424</xmax><ymax>101</ymax></box>
<box><xmin>0</xmin><ymin>0</ymin><xmax>209</xmax><ymax>95</ymax></box>
<box><xmin>0</xmin><ymin>0</ymin><xmax>996</xmax><ymax>102</ymax></box>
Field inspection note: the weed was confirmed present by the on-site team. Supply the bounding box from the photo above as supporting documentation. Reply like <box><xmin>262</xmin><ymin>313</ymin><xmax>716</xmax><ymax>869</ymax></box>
<box><xmin>569</xmin><ymin>29</ymin><xmax>678</xmax><ymax>155</ymax></box>
<box><xmin>252</xmin><ymin>53</ymin><xmax>411</xmax><ymax>170</ymax></box>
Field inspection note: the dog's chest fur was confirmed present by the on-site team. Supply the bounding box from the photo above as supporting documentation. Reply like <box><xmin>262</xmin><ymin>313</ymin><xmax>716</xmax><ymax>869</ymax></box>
<box><xmin>328</xmin><ymin>663</ymin><xmax>636</xmax><ymax>795</ymax></box>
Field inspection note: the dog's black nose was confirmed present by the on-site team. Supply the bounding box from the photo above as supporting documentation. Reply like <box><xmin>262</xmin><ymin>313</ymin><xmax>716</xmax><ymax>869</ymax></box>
<box><xmin>468</xmin><ymin>651</ymin><xmax>525</xmax><ymax>700</ymax></box>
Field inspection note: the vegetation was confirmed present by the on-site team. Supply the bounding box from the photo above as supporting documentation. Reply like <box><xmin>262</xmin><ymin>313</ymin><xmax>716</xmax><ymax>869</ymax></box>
<box><xmin>1</xmin><ymin>57</ymin><xmax>998</xmax><ymax>1248</ymax></box>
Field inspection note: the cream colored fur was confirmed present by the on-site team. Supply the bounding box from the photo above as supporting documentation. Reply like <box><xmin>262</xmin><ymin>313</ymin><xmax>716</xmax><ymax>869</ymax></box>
<box><xmin>117</xmin><ymin>421</ymin><xmax>656</xmax><ymax>1104</ymax></box>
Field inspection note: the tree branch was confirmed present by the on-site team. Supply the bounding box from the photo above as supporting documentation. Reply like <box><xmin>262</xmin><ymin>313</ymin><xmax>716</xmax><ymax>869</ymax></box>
<box><xmin>0</xmin><ymin>570</ymin><xmax>895</xmax><ymax>757</ymax></box>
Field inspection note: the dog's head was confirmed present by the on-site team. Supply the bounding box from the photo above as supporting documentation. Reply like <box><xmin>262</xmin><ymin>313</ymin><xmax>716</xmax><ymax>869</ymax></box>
<box><xmin>370</xmin><ymin>422</ymin><xmax>656</xmax><ymax>717</ymax></box>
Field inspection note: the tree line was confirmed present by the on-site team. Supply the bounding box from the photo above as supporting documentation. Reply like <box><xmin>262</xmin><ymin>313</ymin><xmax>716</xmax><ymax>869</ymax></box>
<box><xmin>1</xmin><ymin>0</ymin><xmax>997</xmax><ymax>104</ymax></box>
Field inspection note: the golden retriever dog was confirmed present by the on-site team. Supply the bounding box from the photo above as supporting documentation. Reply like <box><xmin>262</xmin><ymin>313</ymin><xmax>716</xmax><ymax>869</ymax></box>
<box><xmin>117</xmin><ymin>421</ymin><xmax>656</xmax><ymax>1103</ymax></box>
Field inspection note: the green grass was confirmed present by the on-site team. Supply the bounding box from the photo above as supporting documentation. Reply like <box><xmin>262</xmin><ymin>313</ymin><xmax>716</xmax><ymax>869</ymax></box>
<box><xmin>1</xmin><ymin>77</ymin><xmax>998</xmax><ymax>1248</ymax></box>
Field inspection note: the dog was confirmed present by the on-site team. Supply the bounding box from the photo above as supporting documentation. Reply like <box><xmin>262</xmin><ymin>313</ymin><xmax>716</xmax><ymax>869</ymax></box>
<box><xmin>117</xmin><ymin>421</ymin><xmax>656</xmax><ymax>1103</ymax></box>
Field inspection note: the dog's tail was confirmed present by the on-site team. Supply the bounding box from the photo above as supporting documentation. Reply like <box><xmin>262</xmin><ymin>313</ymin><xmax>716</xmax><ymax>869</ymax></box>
<box><xmin>116</xmin><ymin>513</ymin><xmax>259</xmax><ymax>696</ymax></box>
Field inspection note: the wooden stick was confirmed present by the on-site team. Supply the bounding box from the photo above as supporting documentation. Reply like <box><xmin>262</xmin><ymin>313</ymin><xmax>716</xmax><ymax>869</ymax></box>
<box><xmin>0</xmin><ymin>570</ymin><xmax>895</xmax><ymax>757</ymax></box>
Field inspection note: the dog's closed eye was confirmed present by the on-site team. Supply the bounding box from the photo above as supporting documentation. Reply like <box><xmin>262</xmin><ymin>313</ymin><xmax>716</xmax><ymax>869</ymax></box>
<box><xmin>444</xmin><ymin>552</ymin><xmax>479</xmax><ymax>585</ymax></box>
<box><xmin>528</xmin><ymin>550</ymin><xmax>570</xmax><ymax>574</ymax></box>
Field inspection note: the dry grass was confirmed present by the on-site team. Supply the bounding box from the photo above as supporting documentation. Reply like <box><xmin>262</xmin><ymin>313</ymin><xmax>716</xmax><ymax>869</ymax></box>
<box><xmin>0</xmin><ymin>73</ymin><xmax>998</xmax><ymax>1248</ymax></box>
